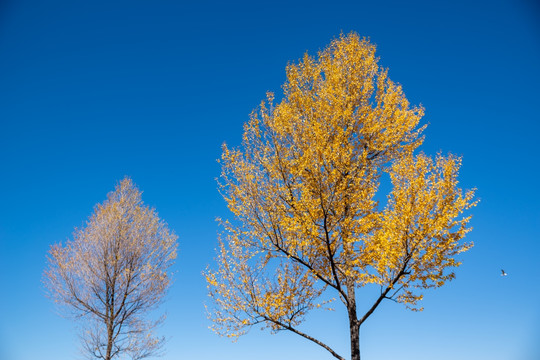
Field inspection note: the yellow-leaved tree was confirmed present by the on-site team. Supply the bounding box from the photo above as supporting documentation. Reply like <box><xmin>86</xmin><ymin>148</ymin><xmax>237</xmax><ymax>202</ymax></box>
<box><xmin>44</xmin><ymin>177</ymin><xmax>177</xmax><ymax>360</ymax></box>
<box><xmin>205</xmin><ymin>33</ymin><xmax>476</xmax><ymax>360</ymax></box>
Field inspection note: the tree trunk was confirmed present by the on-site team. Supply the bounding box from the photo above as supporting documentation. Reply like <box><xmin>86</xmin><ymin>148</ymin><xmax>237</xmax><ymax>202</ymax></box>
<box><xmin>349</xmin><ymin>314</ymin><xmax>360</xmax><ymax>360</ymax></box>
<box><xmin>347</xmin><ymin>289</ymin><xmax>360</xmax><ymax>360</ymax></box>
<box><xmin>105</xmin><ymin>321</ymin><xmax>113</xmax><ymax>360</ymax></box>
<box><xmin>346</xmin><ymin>276</ymin><xmax>360</xmax><ymax>360</ymax></box>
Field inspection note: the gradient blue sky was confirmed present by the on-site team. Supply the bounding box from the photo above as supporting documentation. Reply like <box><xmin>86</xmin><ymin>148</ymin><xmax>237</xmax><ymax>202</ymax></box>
<box><xmin>1</xmin><ymin>1</ymin><xmax>539</xmax><ymax>359</ymax></box>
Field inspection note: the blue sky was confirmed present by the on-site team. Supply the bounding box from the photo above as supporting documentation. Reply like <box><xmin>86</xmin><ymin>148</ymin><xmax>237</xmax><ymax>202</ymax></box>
<box><xmin>0</xmin><ymin>0</ymin><xmax>539</xmax><ymax>359</ymax></box>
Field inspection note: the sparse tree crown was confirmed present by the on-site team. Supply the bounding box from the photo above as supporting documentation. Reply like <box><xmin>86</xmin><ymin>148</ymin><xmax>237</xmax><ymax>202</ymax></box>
<box><xmin>44</xmin><ymin>177</ymin><xmax>178</xmax><ymax>360</ymax></box>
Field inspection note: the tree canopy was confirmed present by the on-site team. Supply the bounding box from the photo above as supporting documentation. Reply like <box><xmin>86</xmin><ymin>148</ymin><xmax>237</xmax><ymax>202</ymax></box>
<box><xmin>206</xmin><ymin>33</ymin><xmax>476</xmax><ymax>360</ymax></box>
<box><xmin>44</xmin><ymin>177</ymin><xmax>178</xmax><ymax>360</ymax></box>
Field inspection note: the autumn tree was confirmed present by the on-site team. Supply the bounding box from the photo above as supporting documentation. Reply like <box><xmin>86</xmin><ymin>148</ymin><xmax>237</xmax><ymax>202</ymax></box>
<box><xmin>205</xmin><ymin>33</ymin><xmax>476</xmax><ymax>360</ymax></box>
<box><xmin>44</xmin><ymin>177</ymin><xmax>178</xmax><ymax>360</ymax></box>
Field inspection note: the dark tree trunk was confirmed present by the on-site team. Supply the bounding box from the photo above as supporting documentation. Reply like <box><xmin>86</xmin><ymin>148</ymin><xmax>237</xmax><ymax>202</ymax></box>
<box><xmin>346</xmin><ymin>275</ymin><xmax>360</xmax><ymax>360</ymax></box>
<box><xmin>349</xmin><ymin>312</ymin><xmax>360</xmax><ymax>360</ymax></box>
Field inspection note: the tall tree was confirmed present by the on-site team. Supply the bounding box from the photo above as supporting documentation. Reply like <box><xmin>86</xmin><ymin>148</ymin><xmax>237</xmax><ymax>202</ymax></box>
<box><xmin>44</xmin><ymin>177</ymin><xmax>177</xmax><ymax>360</ymax></box>
<box><xmin>206</xmin><ymin>33</ymin><xmax>476</xmax><ymax>360</ymax></box>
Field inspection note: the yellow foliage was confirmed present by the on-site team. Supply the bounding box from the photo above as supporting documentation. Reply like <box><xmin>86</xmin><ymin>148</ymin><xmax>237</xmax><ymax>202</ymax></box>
<box><xmin>206</xmin><ymin>33</ymin><xmax>476</xmax><ymax>356</ymax></box>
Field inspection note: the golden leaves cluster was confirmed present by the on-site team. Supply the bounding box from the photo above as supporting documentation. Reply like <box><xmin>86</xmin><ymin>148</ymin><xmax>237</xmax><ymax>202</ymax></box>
<box><xmin>206</xmin><ymin>33</ymin><xmax>476</xmax><ymax>336</ymax></box>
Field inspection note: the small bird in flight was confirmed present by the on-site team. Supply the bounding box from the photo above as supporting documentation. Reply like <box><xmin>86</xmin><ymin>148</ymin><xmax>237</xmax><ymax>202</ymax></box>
<box><xmin>501</xmin><ymin>269</ymin><xmax>507</xmax><ymax>276</ymax></box>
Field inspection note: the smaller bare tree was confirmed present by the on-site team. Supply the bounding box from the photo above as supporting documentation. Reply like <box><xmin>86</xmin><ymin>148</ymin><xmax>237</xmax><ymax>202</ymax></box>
<box><xmin>44</xmin><ymin>177</ymin><xmax>178</xmax><ymax>360</ymax></box>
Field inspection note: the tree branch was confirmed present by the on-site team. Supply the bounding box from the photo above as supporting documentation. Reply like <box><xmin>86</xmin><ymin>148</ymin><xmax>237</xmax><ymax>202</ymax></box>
<box><xmin>359</xmin><ymin>259</ymin><xmax>410</xmax><ymax>326</ymax></box>
<box><xmin>262</xmin><ymin>315</ymin><xmax>345</xmax><ymax>360</ymax></box>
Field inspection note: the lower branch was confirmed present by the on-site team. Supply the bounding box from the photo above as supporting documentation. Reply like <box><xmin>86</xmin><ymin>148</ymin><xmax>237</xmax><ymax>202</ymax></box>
<box><xmin>262</xmin><ymin>316</ymin><xmax>345</xmax><ymax>360</ymax></box>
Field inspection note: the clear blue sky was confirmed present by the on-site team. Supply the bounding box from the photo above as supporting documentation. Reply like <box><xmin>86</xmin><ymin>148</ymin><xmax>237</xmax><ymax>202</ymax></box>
<box><xmin>1</xmin><ymin>0</ymin><xmax>539</xmax><ymax>359</ymax></box>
